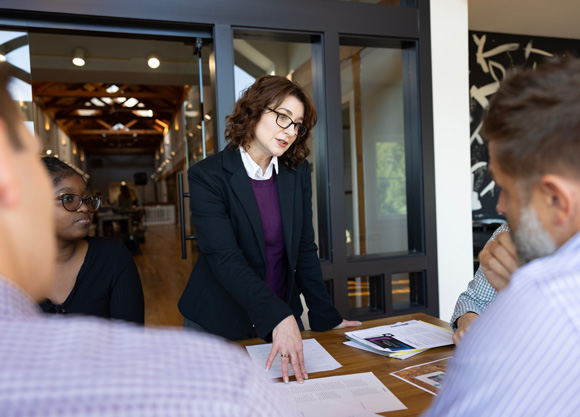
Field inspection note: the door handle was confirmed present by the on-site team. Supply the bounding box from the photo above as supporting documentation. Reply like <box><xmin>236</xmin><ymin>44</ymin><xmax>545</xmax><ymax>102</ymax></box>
<box><xmin>178</xmin><ymin>173</ymin><xmax>197</xmax><ymax>259</ymax></box>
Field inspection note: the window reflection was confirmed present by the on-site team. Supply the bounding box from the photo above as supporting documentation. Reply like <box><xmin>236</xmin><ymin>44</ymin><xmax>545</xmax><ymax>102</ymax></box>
<box><xmin>392</xmin><ymin>271</ymin><xmax>426</xmax><ymax>311</ymax></box>
<box><xmin>348</xmin><ymin>275</ymin><xmax>385</xmax><ymax>317</ymax></box>
<box><xmin>233</xmin><ymin>33</ymin><xmax>321</xmax><ymax>248</ymax></box>
<box><xmin>341</xmin><ymin>45</ymin><xmax>409</xmax><ymax>256</ymax></box>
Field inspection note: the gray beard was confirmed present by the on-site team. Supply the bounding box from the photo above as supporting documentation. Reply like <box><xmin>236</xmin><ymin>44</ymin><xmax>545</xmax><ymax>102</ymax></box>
<box><xmin>512</xmin><ymin>206</ymin><xmax>557</xmax><ymax>265</ymax></box>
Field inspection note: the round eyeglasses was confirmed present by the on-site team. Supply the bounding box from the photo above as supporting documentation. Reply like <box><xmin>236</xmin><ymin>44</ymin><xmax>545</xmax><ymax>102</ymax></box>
<box><xmin>266</xmin><ymin>107</ymin><xmax>308</xmax><ymax>138</ymax></box>
<box><xmin>57</xmin><ymin>194</ymin><xmax>101</xmax><ymax>213</ymax></box>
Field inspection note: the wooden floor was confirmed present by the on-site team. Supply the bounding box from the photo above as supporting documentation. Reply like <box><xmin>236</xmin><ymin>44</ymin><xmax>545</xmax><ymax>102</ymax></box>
<box><xmin>133</xmin><ymin>224</ymin><xmax>411</xmax><ymax>328</ymax></box>
<box><xmin>133</xmin><ymin>224</ymin><xmax>197</xmax><ymax>328</ymax></box>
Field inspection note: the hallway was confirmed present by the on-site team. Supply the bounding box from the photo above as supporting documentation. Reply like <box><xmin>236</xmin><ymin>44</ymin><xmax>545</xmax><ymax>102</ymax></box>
<box><xmin>133</xmin><ymin>224</ymin><xmax>196</xmax><ymax>328</ymax></box>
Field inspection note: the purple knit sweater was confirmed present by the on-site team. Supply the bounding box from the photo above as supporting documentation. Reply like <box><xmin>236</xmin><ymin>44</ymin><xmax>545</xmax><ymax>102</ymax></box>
<box><xmin>249</xmin><ymin>176</ymin><xmax>287</xmax><ymax>300</ymax></box>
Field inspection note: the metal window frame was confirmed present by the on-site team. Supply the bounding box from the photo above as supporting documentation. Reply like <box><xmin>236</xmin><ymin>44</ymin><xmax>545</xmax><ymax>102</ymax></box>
<box><xmin>0</xmin><ymin>0</ymin><xmax>438</xmax><ymax>320</ymax></box>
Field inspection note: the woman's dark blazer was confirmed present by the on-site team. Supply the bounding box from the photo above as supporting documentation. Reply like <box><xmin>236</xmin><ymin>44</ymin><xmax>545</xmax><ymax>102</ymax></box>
<box><xmin>178</xmin><ymin>146</ymin><xmax>342</xmax><ymax>341</ymax></box>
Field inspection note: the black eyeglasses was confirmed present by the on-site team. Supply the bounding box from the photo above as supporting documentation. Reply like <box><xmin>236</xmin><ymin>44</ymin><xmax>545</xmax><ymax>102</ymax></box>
<box><xmin>266</xmin><ymin>107</ymin><xmax>308</xmax><ymax>138</ymax></box>
<box><xmin>57</xmin><ymin>194</ymin><xmax>101</xmax><ymax>213</ymax></box>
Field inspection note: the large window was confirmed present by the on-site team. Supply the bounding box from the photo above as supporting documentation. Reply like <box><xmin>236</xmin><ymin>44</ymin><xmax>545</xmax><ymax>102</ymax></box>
<box><xmin>233</xmin><ymin>30</ymin><xmax>327</xmax><ymax>252</ymax></box>
<box><xmin>0</xmin><ymin>0</ymin><xmax>437</xmax><ymax>321</ymax></box>
<box><xmin>341</xmin><ymin>45</ymin><xmax>409</xmax><ymax>256</ymax></box>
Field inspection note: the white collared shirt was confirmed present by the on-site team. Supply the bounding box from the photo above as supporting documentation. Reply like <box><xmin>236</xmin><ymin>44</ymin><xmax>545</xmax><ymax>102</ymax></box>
<box><xmin>239</xmin><ymin>146</ymin><xmax>278</xmax><ymax>180</ymax></box>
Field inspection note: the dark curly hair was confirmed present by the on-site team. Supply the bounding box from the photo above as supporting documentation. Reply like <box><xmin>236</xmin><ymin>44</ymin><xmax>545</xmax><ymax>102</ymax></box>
<box><xmin>41</xmin><ymin>156</ymin><xmax>84</xmax><ymax>187</ymax></box>
<box><xmin>225</xmin><ymin>75</ymin><xmax>317</xmax><ymax>169</ymax></box>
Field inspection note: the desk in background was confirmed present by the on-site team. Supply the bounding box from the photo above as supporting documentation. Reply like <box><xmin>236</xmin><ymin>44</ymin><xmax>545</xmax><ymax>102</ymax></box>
<box><xmin>97</xmin><ymin>212</ymin><xmax>133</xmax><ymax>237</ymax></box>
<box><xmin>236</xmin><ymin>313</ymin><xmax>454</xmax><ymax>417</ymax></box>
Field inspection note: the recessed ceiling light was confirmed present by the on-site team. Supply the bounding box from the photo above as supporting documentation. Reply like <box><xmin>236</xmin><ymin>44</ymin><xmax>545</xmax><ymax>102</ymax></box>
<box><xmin>0</xmin><ymin>45</ymin><xmax>8</xmax><ymax>63</ymax></box>
<box><xmin>147</xmin><ymin>53</ymin><xmax>160</xmax><ymax>69</ymax></box>
<box><xmin>72</xmin><ymin>47</ymin><xmax>86</xmax><ymax>67</ymax></box>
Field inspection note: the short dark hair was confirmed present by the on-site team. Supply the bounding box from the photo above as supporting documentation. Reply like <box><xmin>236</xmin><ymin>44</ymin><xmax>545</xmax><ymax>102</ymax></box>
<box><xmin>41</xmin><ymin>156</ymin><xmax>84</xmax><ymax>187</ymax></box>
<box><xmin>0</xmin><ymin>63</ymin><xmax>25</xmax><ymax>150</ymax></box>
<box><xmin>482</xmin><ymin>56</ymin><xmax>580</xmax><ymax>183</ymax></box>
<box><xmin>225</xmin><ymin>75</ymin><xmax>317</xmax><ymax>169</ymax></box>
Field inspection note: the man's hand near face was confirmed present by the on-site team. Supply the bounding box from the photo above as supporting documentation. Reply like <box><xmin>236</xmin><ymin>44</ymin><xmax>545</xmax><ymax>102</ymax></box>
<box><xmin>479</xmin><ymin>231</ymin><xmax>519</xmax><ymax>292</ymax></box>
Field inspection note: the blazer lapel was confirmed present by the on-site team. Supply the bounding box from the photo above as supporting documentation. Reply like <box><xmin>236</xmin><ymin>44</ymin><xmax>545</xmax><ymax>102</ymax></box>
<box><xmin>223</xmin><ymin>147</ymin><xmax>266</xmax><ymax>264</ymax></box>
<box><xmin>276</xmin><ymin>164</ymin><xmax>295</xmax><ymax>264</ymax></box>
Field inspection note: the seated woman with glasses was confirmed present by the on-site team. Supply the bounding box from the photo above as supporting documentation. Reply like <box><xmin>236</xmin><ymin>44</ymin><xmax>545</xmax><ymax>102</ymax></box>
<box><xmin>178</xmin><ymin>75</ymin><xmax>361</xmax><ymax>384</ymax></box>
<box><xmin>40</xmin><ymin>157</ymin><xmax>144</xmax><ymax>324</ymax></box>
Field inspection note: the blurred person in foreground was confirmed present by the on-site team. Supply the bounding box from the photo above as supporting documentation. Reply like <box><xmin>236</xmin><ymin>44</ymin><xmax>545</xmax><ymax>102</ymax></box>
<box><xmin>423</xmin><ymin>56</ymin><xmax>580</xmax><ymax>416</ymax></box>
<box><xmin>0</xmin><ymin>64</ymin><xmax>299</xmax><ymax>417</ymax></box>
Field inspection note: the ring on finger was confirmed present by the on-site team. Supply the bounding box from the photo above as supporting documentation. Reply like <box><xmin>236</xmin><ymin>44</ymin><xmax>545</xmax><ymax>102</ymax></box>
<box><xmin>281</xmin><ymin>353</ymin><xmax>290</xmax><ymax>358</ymax></box>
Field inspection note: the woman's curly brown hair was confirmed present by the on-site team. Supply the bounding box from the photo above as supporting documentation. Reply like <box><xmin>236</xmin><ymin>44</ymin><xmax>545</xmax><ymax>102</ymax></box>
<box><xmin>225</xmin><ymin>75</ymin><xmax>317</xmax><ymax>169</ymax></box>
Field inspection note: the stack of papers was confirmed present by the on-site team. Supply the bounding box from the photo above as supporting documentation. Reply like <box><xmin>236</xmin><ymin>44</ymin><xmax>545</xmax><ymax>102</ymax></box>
<box><xmin>344</xmin><ymin>320</ymin><xmax>453</xmax><ymax>358</ymax></box>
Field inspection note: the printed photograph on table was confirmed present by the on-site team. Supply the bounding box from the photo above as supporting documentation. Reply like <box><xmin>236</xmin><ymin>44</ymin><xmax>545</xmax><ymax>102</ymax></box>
<box><xmin>390</xmin><ymin>357</ymin><xmax>451</xmax><ymax>395</ymax></box>
<box><xmin>366</xmin><ymin>333</ymin><xmax>414</xmax><ymax>351</ymax></box>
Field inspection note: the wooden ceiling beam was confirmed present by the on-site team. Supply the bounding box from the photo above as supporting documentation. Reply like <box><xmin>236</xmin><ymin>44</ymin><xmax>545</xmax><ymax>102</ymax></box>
<box><xmin>50</xmin><ymin>105</ymin><xmax>175</xmax><ymax>112</ymax></box>
<box><xmin>35</xmin><ymin>90</ymin><xmax>182</xmax><ymax>99</ymax></box>
<box><xmin>96</xmin><ymin>119</ymin><xmax>113</xmax><ymax>129</ymax></box>
<box><xmin>69</xmin><ymin>129</ymin><xmax>162</xmax><ymax>135</ymax></box>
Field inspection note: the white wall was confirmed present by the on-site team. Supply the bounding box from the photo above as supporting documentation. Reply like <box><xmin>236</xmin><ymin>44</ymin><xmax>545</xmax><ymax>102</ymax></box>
<box><xmin>431</xmin><ymin>1</ymin><xmax>473</xmax><ymax>322</ymax></box>
<box><xmin>469</xmin><ymin>0</ymin><xmax>580</xmax><ymax>40</ymax></box>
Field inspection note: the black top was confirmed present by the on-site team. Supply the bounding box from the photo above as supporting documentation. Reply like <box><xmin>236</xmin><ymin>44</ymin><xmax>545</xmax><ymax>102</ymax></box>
<box><xmin>40</xmin><ymin>237</ymin><xmax>145</xmax><ymax>324</ymax></box>
<box><xmin>178</xmin><ymin>147</ymin><xmax>342</xmax><ymax>341</ymax></box>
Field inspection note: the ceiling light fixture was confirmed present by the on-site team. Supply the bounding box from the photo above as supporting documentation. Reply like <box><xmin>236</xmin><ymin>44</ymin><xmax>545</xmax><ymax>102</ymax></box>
<box><xmin>0</xmin><ymin>45</ymin><xmax>8</xmax><ymax>63</ymax></box>
<box><xmin>147</xmin><ymin>53</ymin><xmax>160</xmax><ymax>69</ymax></box>
<box><xmin>72</xmin><ymin>47</ymin><xmax>86</xmax><ymax>67</ymax></box>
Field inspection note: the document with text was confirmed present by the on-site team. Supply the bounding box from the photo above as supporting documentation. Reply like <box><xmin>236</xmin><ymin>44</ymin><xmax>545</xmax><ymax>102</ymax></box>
<box><xmin>276</xmin><ymin>372</ymin><xmax>406</xmax><ymax>417</ymax></box>
<box><xmin>245</xmin><ymin>338</ymin><xmax>342</xmax><ymax>378</ymax></box>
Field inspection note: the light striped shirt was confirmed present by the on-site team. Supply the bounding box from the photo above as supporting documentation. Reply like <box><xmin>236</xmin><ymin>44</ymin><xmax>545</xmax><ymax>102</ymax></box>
<box><xmin>0</xmin><ymin>275</ymin><xmax>300</xmax><ymax>417</ymax></box>
<box><xmin>450</xmin><ymin>222</ymin><xmax>510</xmax><ymax>329</ymax></box>
<box><xmin>423</xmin><ymin>230</ymin><xmax>580</xmax><ymax>417</ymax></box>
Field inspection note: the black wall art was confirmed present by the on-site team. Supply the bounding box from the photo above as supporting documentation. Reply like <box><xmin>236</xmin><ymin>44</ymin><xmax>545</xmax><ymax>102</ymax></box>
<box><xmin>469</xmin><ymin>31</ymin><xmax>580</xmax><ymax>220</ymax></box>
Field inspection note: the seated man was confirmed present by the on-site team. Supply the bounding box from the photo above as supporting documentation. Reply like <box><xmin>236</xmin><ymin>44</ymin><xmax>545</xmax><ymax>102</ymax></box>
<box><xmin>423</xmin><ymin>56</ymin><xmax>580</xmax><ymax>416</ymax></box>
<box><xmin>0</xmin><ymin>65</ymin><xmax>299</xmax><ymax>416</ymax></box>
<box><xmin>450</xmin><ymin>222</ymin><xmax>518</xmax><ymax>344</ymax></box>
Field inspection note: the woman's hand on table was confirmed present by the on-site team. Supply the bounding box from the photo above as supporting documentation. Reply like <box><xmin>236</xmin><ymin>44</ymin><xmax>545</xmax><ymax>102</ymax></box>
<box><xmin>266</xmin><ymin>315</ymin><xmax>307</xmax><ymax>384</ymax></box>
<box><xmin>333</xmin><ymin>319</ymin><xmax>363</xmax><ymax>330</ymax></box>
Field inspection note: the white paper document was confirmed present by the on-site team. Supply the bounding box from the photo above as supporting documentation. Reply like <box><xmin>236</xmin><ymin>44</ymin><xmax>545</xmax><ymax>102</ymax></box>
<box><xmin>276</xmin><ymin>372</ymin><xmax>407</xmax><ymax>417</ymax></box>
<box><xmin>344</xmin><ymin>320</ymin><xmax>453</xmax><ymax>355</ymax></box>
<box><xmin>245</xmin><ymin>338</ymin><xmax>342</xmax><ymax>378</ymax></box>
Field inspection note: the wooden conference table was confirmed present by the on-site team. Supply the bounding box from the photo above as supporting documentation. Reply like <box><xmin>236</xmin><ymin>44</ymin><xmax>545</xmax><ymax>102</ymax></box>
<box><xmin>236</xmin><ymin>313</ymin><xmax>455</xmax><ymax>417</ymax></box>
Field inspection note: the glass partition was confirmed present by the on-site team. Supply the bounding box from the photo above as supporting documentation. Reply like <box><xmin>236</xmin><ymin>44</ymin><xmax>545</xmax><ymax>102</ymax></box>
<box><xmin>341</xmin><ymin>44</ymin><xmax>409</xmax><ymax>256</ymax></box>
<box><xmin>0</xmin><ymin>30</ymin><xmax>33</xmax><ymax>135</ymax></box>
<box><xmin>233</xmin><ymin>31</ymin><xmax>324</xmax><ymax>251</ymax></box>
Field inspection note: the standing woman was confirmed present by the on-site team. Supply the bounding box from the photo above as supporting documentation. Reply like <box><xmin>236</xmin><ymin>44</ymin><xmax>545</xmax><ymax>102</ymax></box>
<box><xmin>41</xmin><ymin>157</ymin><xmax>145</xmax><ymax>324</ymax></box>
<box><xmin>179</xmin><ymin>75</ymin><xmax>360</xmax><ymax>382</ymax></box>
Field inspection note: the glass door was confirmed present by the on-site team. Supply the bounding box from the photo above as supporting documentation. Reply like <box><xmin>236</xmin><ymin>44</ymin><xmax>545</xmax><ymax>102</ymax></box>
<box><xmin>178</xmin><ymin>37</ymin><xmax>214</xmax><ymax>259</ymax></box>
<box><xmin>0</xmin><ymin>30</ymin><xmax>33</xmax><ymax>140</ymax></box>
